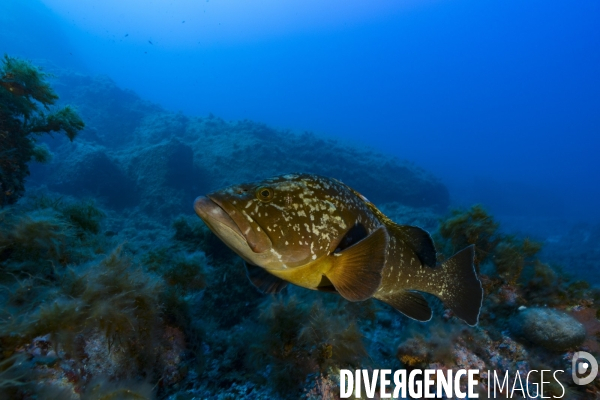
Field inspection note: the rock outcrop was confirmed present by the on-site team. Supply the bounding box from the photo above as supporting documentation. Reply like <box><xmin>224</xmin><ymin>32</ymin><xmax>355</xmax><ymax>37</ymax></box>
<box><xmin>32</xmin><ymin>72</ymin><xmax>450</xmax><ymax>217</ymax></box>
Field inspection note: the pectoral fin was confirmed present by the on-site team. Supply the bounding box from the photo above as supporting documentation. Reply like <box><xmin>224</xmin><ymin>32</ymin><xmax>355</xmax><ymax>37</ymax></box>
<box><xmin>245</xmin><ymin>262</ymin><xmax>288</xmax><ymax>294</ymax></box>
<box><xmin>326</xmin><ymin>226</ymin><xmax>388</xmax><ymax>302</ymax></box>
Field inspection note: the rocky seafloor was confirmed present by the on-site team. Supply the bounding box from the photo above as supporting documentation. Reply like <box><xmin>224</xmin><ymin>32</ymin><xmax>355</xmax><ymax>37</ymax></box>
<box><xmin>1</xmin><ymin>69</ymin><xmax>600</xmax><ymax>399</ymax></box>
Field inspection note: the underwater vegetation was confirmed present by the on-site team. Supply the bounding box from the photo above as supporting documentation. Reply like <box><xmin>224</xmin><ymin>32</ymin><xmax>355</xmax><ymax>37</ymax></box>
<box><xmin>2</xmin><ymin>191</ymin><xmax>599</xmax><ymax>398</ymax></box>
<box><xmin>0</xmin><ymin>55</ymin><xmax>84</xmax><ymax>207</ymax></box>
<box><xmin>250</xmin><ymin>296</ymin><xmax>367</xmax><ymax>395</ymax></box>
<box><xmin>0</xmin><ymin>197</ymin><xmax>192</xmax><ymax>399</ymax></box>
<box><xmin>395</xmin><ymin>205</ymin><xmax>600</xmax><ymax>397</ymax></box>
<box><xmin>437</xmin><ymin>204</ymin><xmax>543</xmax><ymax>283</ymax></box>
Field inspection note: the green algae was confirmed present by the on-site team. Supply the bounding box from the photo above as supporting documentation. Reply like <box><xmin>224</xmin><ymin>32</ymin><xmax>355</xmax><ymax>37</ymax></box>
<box><xmin>437</xmin><ymin>204</ymin><xmax>543</xmax><ymax>284</ymax></box>
<box><xmin>0</xmin><ymin>55</ymin><xmax>84</xmax><ymax>207</ymax></box>
<box><xmin>0</xmin><ymin>185</ymin><xmax>596</xmax><ymax>398</ymax></box>
<box><xmin>250</xmin><ymin>296</ymin><xmax>367</xmax><ymax>396</ymax></box>
<box><xmin>437</xmin><ymin>204</ymin><xmax>500</xmax><ymax>269</ymax></box>
<box><xmin>494</xmin><ymin>236</ymin><xmax>542</xmax><ymax>284</ymax></box>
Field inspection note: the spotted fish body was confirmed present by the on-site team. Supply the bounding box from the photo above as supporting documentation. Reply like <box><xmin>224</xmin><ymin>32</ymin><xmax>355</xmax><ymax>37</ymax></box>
<box><xmin>194</xmin><ymin>173</ymin><xmax>483</xmax><ymax>325</ymax></box>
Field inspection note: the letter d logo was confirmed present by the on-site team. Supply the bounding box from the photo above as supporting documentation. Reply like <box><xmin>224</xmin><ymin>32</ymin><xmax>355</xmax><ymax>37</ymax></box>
<box><xmin>572</xmin><ymin>351</ymin><xmax>598</xmax><ymax>385</ymax></box>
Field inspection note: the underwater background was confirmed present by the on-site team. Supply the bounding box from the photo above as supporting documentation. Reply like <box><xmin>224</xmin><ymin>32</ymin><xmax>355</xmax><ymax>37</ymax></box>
<box><xmin>1</xmin><ymin>0</ymin><xmax>599</xmax><ymax>398</ymax></box>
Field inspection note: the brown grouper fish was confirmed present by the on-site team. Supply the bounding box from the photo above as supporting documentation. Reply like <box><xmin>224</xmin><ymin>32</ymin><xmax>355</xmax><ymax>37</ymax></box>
<box><xmin>194</xmin><ymin>173</ymin><xmax>483</xmax><ymax>325</ymax></box>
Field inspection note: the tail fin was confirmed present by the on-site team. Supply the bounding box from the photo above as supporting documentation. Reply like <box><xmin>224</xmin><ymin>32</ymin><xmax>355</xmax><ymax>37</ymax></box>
<box><xmin>437</xmin><ymin>245</ymin><xmax>483</xmax><ymax>326</ymax></box>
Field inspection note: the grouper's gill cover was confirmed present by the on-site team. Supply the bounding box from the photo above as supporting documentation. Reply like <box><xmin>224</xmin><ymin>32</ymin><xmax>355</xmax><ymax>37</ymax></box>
<box><xmin>194</xmin><ymin>173</ymin><xmax>483</xmax><ymax>326</ymax></box>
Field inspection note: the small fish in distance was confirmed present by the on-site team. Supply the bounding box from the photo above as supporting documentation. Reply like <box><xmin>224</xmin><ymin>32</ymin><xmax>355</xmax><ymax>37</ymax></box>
<box><xmin>194</xmin><ymin>173</ymin><xmax>483</xmax><ymax>325</ymax></box>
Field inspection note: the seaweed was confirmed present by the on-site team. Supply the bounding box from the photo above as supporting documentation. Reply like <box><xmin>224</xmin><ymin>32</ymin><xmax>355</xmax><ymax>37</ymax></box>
<box><xmin>437</xmin><ymin>204</ymin><xmax>500</xmax><ymax>269</ymax></box>
<box><xmin>396</xmin><ymin>320</ymin><xmax>464</xmax><ymax>368</ymax></box>
<box><xmin>60</xmin><ymin>199</ymin><xmax>105</xmax><ymax>236</ymax></box>
<box><xmin>81</xmin><ymin>247</ymin><xmax>163</xmax><ymax>364</ymax></box>
<box><xmin>199</xmin><ymin>257</ymin><xmax>263</xmax><ymax>329</ymax></box>
<box><xmin>171</xmin><ymin>215</ymin><xmax>236</xmax><ymax>262</ymax></box>
<box><xmin>494</xmin><ymin>236</ymin><xmax>542</xmax><ymax>284</ymax></box>
<box><xmin>0</xmin><ymin>355</ymin><xmax>30</xmax><ymax>399</ymax></box>
<box><xmin>0</xmin><ymin>55</ymin><xmax>84</xmax><ymax>207</ymax></box>
<box><xmin>0</xmin><ymin>208</ymin><xmax>74</xmax><ymax>275</ymax></box>
<box><xmin>81</xmin><ymin>379</ymin><xmax>155</xmax><ymax>400</ymax></box>
<box><xmin>0</xmin><ymin>197</ymin><xmax>108</xmax><ymax>281</ymax></box>
<box><xmin>250</xmin><ymin>296</ymin><xmax>367</xmax><ymax>397</ymax></box>
<box><xmin>0</xmin><ymin>245</ymin><xmax>166</xmax><ymax>387</ymax></box>
<box><xmin>299</xmin><ymin>303</ymin><xmax>367</xmax><ymax>370</ymax></box>
<box><xmin>437</xmin><ymin>205</ymin><xmax>546</xmax><ymax>287</ymax></box>
<box><xmin>161</xmin><ymin>252</ymin><xmax>207</xmax><ymax>292</ymax></box>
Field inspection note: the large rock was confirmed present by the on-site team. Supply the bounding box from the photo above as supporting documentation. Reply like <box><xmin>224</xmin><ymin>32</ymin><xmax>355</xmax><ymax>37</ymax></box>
<box><xmin>45</xmin><ymin>141</ymin><xmax>139</xmax><ymax>210</ymax></box>
<box><xmin>33</xmin><ymin>71</ymin><xmax>450</xmax><ymax>218</ymax></box>
<box><xmin>118</xmin><ymin>138</ymin><xmax>205</xmax><ymax>217</ymax></box>
<box><xmin>510</xmin><ymin>307</ymin><xmax>586</xmax><ymax>351</ymax></box>
<box><xmin>52</xmin><ymin>73</ymin><xmax>162</xmax><ymax>148</ymax></box>
<box><xmin>180</xmin><ymin>117</ymin><xmax>449</xmax><ymax>210</ymax></box>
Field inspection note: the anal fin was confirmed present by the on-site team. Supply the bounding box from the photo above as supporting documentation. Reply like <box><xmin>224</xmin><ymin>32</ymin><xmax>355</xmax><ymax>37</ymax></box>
<box><xmin>245</xmin><ymin>262</ymin><xmax>288</xmax><ymax>294</ymax></box>
<box><xmin>376</xmin><ymin>290</ymin><xmax>432</xmax><ymax>322</ymax></box>
<box><xmin>326</xmin><ymin>226</ymin><xmax>388</xmax><ymax>302</ymax></box>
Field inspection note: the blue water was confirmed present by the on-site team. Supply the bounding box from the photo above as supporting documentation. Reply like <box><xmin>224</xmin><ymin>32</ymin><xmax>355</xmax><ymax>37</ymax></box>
<box><xmin>5</xmin><ymin>0</ymin><xmax>598</xmax><ymax>223</ymax></box>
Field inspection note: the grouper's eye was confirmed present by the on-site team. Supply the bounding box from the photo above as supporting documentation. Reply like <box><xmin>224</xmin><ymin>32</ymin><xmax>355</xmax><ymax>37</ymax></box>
<box><xmin>256</xmin><ymin>187</ymin><xmax>274</xmax><ymax>202</ymax></box>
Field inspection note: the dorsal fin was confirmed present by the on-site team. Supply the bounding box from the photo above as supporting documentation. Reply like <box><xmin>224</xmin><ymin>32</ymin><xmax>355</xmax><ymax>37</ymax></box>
<box><xmin>245</xmin><ymin>262</ymin><xmax>288</xmax><ymax>294</ymax></box>
<box><xmin>343</xmin><ymin>185</ymin><xmax>437</xmax><ymax>267</ymax></box>
<box><xmin>325</xmin><ymin>226</ymin><xmax>388</xmax><ymax>302</ymax></box>
<box><xmin>393</xmin><ymin>225</ymin><xmax>437</xmax><ymax>267</ymax></box>
<box><xmin>334</xmin><ymin>223</ymin><xmax>368</xmax><ymax>252</ymax></box>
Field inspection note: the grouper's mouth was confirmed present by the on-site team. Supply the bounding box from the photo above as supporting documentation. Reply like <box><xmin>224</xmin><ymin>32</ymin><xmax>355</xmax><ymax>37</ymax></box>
<box><xmin>193</xmin><ymin>195</ymin><xmax>272</xmax><ymax>253</ymax></box>
<box><xmin>193</xmin><ymin>196</ymin><xmax>243</xmax><ymax>238</ymax></box>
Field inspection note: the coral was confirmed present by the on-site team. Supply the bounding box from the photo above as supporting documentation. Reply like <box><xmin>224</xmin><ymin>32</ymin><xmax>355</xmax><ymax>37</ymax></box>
<box><xmin>0</xmin><ymin>55</ymin><xmax>84</xmax><ymax>207</ymax></box>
